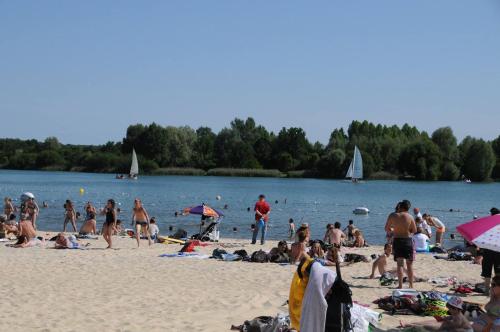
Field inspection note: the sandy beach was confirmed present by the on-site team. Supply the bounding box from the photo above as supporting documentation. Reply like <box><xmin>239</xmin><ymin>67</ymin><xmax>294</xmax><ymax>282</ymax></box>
<box><xmin>0</xmin><ymin>233</ymin><xmax>488</xmax><ymax>332</ymax></box>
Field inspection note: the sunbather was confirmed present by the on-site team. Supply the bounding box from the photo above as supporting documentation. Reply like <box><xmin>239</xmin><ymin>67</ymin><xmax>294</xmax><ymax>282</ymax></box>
<box><xmin>472</xmin><ymin>275</ymin><xmax>500</xmax><ymax>332</ymax></box>
<box><xmin>55</xmin><ymin>233</ymin><xmax>88</xmax><ymax>249</ymax></box>
<box><xmin>8</xmin><ymin>235</ymin><xmax>45</xmax><ymax>248</ymax></box>
<box><xmin>400</xmin><ymin>296</ymin><xmax>472</xmax><ymax>331</ymax></box>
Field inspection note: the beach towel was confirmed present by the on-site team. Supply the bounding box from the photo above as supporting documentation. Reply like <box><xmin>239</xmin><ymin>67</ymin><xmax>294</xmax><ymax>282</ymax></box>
<box><xmin>289</xmin><ymin>258</ymin><xmax>314</xmax><ymax>330</ymax></box>
<box><xmin>300</xmin><ymin>261</ymin><xmax>336</xmax><ymax>332</ymax></box>
<box><xmin>159</xmin><ymin>253</ymin><xmax>209</xmax><ymax>259</ymax></box>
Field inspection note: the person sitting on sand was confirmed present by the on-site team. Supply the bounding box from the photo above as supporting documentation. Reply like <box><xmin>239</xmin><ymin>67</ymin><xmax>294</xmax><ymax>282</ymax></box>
<box><xmin>291</xmin><ymin>231</ymin><xmax>309</xmax><ymax>264</ymax></box>
<box><xmin>323</xmin><ymin>222</ymin><xmax>346</xmax><ymax>246</ymax></box>
<box><xmin>79</xmin><ymin>212</ymin><xmax>97</xmax><ymax>235</ymax></box>
<box><xmin>269</xmin><ymin>240</ymin><xmax>290</xmax><ymax>263</ymax></box>
<box><xmin>18</xmin><ymin>213</ymin><xmax>37</xmax><ymax>240</ymax></box>
<box><xmin>308</xmin><ymin>240</ymin><xmax>325</xmax><ymax>259</ymax></box>
<box><xmin>113</xmin><ymin>220</ymin><xmax>123</xmax><ymax>235</ymax></box>
<box><xmin>148</xmin><ymin>217</ymin><xmax>159</xmax><ymax>241</ymax></box>
<box><xmin>1</xmin><ymin>214</ymin><xmax>18</xmax><ymax>237</ymax></box>
<box><xmin>353</xmin><ymin>229</ymin><xmax>365</xmax><ymax>247</ymax></box>
<box><xmin>400</xmin><ymin>296</ymin><xmax>472</xmax><ymax>331</ymax></box>
<box><xmin>415</xmin><ymin>216</ymin><xmax>432</xmax><ymax>238</ymax></box>
<box><xmin>413</xmin><ymin>227</ymin><xmax>430</xmax><ymax>252</ymax></box>
<box><xmin>9</xmin><ymin>235</ymin><xmax>45</xmax><ymax>248</ymax></box>
<box><xmin>472</xmin><ymin>275</ymin><xmax>500</xmax><ymax>332</ymax></box>
<box><xmin>370</xmin><ymin>243</ymin><xmax>393</xmax><ymax>278</ymax></box>
<box><xmin>55</xmin><ymin>233</ymin><xmax>88</xmax><ymax>249</ymax></box>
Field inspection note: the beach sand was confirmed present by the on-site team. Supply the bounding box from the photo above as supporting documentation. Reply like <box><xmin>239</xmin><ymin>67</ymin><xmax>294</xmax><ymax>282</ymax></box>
<box><xmin>0</xmin><ymin>233</ymin><xmax>488</xmax><ymax>332</ymax></box>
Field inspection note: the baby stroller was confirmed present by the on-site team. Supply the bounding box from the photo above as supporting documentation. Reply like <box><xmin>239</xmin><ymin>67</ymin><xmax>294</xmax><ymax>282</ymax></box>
<box><xmin>184</xmin><ymin>204</ymin><xmax>224</xmax><ymax>242</ymax></box>
<box><xmin>191</xmin><ymin>220</ymin><xmax>221</xmax><ymax>242</ymax></box>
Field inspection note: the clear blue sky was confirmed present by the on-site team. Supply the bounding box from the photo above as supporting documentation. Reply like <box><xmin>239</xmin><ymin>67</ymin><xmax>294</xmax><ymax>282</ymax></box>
<box><xmin>1</xmin><ymin>1</ymin><xmax>499</xmax><ymax>145</ymax></box>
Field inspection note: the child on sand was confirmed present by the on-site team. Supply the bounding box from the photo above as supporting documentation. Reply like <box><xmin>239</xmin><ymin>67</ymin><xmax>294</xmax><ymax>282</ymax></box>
<box><xmin>370</xmin><ymin>243</ymin><xmax>393</xmax><ymax>278</ymax></box>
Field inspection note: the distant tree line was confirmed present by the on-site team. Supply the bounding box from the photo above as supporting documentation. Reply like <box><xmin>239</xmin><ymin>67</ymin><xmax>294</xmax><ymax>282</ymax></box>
<box><xmin>1</xmin><ymin>118</ymin><xmax>499</xmax><ymax>181</ymax></box>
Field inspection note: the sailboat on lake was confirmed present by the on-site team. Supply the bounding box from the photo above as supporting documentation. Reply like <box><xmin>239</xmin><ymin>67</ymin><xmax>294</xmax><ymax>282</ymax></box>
<box><xmin>117</xmin><ymin>148</ymin><xmax>139</xmax><ymax>180</ymax></box>
<box><xmin>345</xmin><ymin>145</ymin><xmax>363</xmax><ymax>183</ymax></box>
<box><xmin>129</xmin><ymin>148</ymin><xmax>139</xmax><ymax>180</ymax></box>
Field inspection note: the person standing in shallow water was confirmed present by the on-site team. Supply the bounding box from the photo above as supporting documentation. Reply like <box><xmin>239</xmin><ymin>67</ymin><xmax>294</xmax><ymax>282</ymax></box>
<box><xmin>384</xmin><ymin>199</ymin><xmax>417</xmax><ymax>289</ymax></box>
<box><xmin>101</xmin><ymin>199</ymin><xmax>117</xmax><ymax>249</ymax></box>
<box><xmin>252</xmin><ymin>194</ymin><xmax>271</xmax><ymax>245</ymax></box>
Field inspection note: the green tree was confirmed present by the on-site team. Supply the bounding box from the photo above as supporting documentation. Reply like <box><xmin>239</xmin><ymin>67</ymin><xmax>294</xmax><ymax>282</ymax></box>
<box><xmin>399</xmin><ymin>139</ymin><xmax>442</xmax><ymax>180</ymax></box>
<box><xmin>462</xmin><ymin>139</ymin><xmax>495</xmax><ymax>181</ymax></box>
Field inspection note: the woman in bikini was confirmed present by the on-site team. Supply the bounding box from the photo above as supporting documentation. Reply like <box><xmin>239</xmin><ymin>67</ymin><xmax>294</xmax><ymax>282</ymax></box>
<box><xmin>101</xmin><ymin>199</ymin><xmax>117</xmax><ymax>249</ymax></box>
<box><xmin>63</xmin><ymin>199</ymin><xmax>77</xmax><ymax>232</ymax></box>
<box><xmin>132</xmin><ymin>198</ymin><xmax>151</xmax><ymax>247</ymax></box>
<box><xmin>26</xmin><ymin>198</ymin><xmax>39</xmax><ymax>230</ymax></box>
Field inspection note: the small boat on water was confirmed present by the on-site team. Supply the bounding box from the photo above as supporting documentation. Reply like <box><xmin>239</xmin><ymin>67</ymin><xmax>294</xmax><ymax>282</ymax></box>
<box><xmin>353</xmin><ymin>207</ymin><xmax>369</xmax><ymax>215</ymax></box>
<box><xmin>345</xmin><ymin>145</ymin><xmax>363</xmax><ymax>183</ymax></box>
<box><xmin>129</xmin><ymin>148</ymin><xmax>139</xmax><ymax>180</ymax></box>
<box><xmin>117</xmin><ymin>148</ymin><xmax>139</xmax><ymax>180</ymax></box>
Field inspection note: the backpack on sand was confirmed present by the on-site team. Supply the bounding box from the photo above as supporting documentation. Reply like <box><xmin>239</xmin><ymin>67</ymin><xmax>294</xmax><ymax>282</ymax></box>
<box><xmin>251</xmin><ymin>250</ymin><xmax>269</xmax><ymax>263</ymax></box>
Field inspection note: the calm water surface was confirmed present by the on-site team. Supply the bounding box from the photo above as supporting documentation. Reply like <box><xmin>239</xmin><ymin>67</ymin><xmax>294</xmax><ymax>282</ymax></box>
<box><xmin>1</xmin><ymin>170</ymin><xmax>499</xmax><ymax>246</ymax></box>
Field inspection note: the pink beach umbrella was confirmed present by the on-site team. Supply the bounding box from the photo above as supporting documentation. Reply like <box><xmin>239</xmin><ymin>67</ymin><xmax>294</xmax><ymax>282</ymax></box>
<box><xmin>456</xmin><ymin>215</ymin><xmax>500</xmax><ymax>252</ymax></box>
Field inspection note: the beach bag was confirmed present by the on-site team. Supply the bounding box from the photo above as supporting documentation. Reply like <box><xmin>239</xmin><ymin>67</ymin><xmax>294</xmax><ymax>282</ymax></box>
<box><xmin>325</xmin><ymin>254</ymin><xmax>353</xmax><ymax>332</ymax></box>
<box><xmin>241</xmin><ymin>314</ymin><xmax>290</xmax><ymax>332</ymax></box>
<box><xmin>270</xmin><ymin>252</ymin><xmax>290</xmax><ymax>263</ymax></box>
<box><xmin>212</xmin><ymin>248</ymin><xmax>227</xmax><ymax>259</ymax></box>
<box><xmin>344</xmin><ymin>253</ymin><xmax>368</xmax><ymax>263</ymax></box>
<box><xmin>429</xmin><ymin>246</ymin><xmax>446</xmax><ymax>253</ymax></box>
<box><xmin>234</xmin><ymin>249</ymin><xmax>250</xmax><ymax>261</ymax></box>
<box><xmin>180</xmin><ymin>242</ymin><xmax>196</xmax><ymax>253</ymax></box>
<box><xmin>251</xmin><ymin>250</ymin><xmax>269</xmax><ymax>263</ymax></box>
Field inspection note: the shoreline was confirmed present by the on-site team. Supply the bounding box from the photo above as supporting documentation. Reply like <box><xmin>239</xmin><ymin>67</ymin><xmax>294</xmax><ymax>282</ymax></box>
<box><xmin>1</xmin><ymin>231</ymin><xmax>489</xmax><ymax>331</ymax></box>
<box><xmin>3</xmin><ymin>167</ymin><xmax>497</xmax><ymax>182</ymax></box>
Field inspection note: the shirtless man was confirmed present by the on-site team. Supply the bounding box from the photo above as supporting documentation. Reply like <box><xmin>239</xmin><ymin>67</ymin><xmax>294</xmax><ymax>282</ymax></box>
<box><xmin>323</xmin><ymin>222</ymin><xmax>346</xmax><ymax>246</ymax></box>
<box><xmin>290</xmin><ymin>231</ymin><xmax>308</xmax><ymax>264</ymax></box>
<box><xmin>79</xmin><ymin>212</ymin><xmax>97</xmax><ymax>235</ymax></box>
<box><xmin>384</xmin><ymin>200</ymin><xmax>417</xmax><ymax>288</ymax></box>
<box><xmin>132</xmin><ymin>198</ymin><xmax>151</xmax><ymax>247</ymax></box>
<box><xmin>18</xmin><ymin>213</ymin><xmax>37</xmax><ymax>240</ymax></box>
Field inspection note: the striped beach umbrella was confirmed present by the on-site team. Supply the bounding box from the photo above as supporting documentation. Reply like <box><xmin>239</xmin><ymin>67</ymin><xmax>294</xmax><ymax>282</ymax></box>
<box><xmin>456</xmin><ymin>214</ymin><xmax>500</xmax><ymax>252</ymax></box>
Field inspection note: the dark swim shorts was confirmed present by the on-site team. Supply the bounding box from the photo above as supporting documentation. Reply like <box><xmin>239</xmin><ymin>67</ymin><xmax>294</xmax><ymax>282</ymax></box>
<box><xmin>393</xmin><ymin>237</ymin><xmax>414</xmax><ymax>261</ymax></box>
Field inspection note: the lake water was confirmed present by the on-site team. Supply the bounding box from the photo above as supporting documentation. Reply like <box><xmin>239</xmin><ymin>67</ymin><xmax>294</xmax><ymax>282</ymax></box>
<box><xmin>1</xmin><ymin>170</ymin><xmax>499</xmax><ymax>246</ymax></box>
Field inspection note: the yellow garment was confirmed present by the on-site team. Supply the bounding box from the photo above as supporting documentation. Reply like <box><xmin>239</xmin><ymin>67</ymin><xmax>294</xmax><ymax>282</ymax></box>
<box><xmin>289</xmin><ymin>258</ymin><xmax>313</xmax><ymax>331</ymax></box>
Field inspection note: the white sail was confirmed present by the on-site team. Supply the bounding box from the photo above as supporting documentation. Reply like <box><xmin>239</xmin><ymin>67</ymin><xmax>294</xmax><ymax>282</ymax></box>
<box><xmin>345</xmin><ymin>146</ymin><xmax>363</xmax><ymax>180</ymax></box>
<box><xmin>345</xmin><ymin>160</ymin><xmax>354</xmax><ymax>178</ymax></box>
<box><xmin>130</xmin><ymin>148</ymin><xmax>139</xmax><ymax>176</ymax></box>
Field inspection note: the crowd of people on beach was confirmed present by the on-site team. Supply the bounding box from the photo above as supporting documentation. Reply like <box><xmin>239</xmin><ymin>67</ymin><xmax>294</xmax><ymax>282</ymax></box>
<box><xmin>0</xmin><ymin>195</ymin><xmax>160</xmax><ymax>249</ymax></box>
<box><xmin>2</xmin><ymin>192</ymin><xmax>500</xmax><ymax>331</ymax></box>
